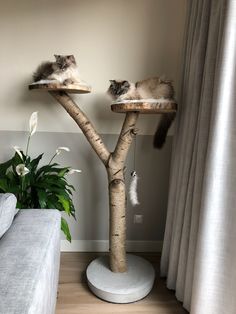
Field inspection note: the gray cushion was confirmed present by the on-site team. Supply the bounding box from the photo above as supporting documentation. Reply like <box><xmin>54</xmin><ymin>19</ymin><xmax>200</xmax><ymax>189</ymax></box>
<box><xmin>0</xmin><ymin>193</ymin><xmax>17</xmax><ymax>238</ymax></box>
<box><xmin>0</xmin><ymin>209</ymin><xmax>61</xmax><ymax>314</ymax></box>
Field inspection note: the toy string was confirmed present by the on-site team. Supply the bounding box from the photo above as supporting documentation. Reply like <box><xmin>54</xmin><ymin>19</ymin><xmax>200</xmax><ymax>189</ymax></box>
<box><xmin>133</xmin><ymin>135</ymin><xmax>137</xmax><ymax>170</ymax></box>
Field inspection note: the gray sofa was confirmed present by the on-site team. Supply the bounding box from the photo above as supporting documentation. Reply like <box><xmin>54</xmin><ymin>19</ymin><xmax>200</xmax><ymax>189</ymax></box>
<box><xmin>0</xmin><ymin>193</ymin><xmax>61</xmax><ymax>314</ymax></box>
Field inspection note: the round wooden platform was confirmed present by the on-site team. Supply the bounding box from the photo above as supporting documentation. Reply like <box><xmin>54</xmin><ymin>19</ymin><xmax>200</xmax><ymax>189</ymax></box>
<box><xmin>28</xmin><ymin>82</ymin><xmax>91</xmax><ymax>94</ymax></box>
<box><xmin>111</xmin><ymin>101</ymin><xmax>177</xmax><ymax>114</ymax></box>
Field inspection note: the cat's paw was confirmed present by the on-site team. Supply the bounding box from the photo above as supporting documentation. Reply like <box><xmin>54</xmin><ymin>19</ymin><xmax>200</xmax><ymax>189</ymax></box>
<box><xmin>63</xmin><ymin>78</ymin><xmax>74</xmax><ymax>86</ymax></box>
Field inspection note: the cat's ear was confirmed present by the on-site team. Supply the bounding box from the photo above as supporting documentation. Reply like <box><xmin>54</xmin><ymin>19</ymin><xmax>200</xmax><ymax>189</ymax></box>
<box><xmin>122</xmin><ymin>80</ymin><xmax>130</xmax><ymax>88</ymax></box>
<box><xmin>67</xmin><ymin>55</ymin><xmax>76</xmax><ymax>63</ymax></box>
<box><xmin>54</xmin><ymin>54</ymin><xmax>60</xmax><ymax>62</ymax></box>
<box><xmin>159</xmin><ymin>79</ymin><xmax>173</xmax><ymax>85</ymax></box>
<box><xmin>159</xmin><ymin>76</ymin><xmax>173</xmax><ymax>84</ymax></box>
<box><xmin>109</xmin><ymin>80</ymin><xmax>115</xmax><ymax>84</ymax></box>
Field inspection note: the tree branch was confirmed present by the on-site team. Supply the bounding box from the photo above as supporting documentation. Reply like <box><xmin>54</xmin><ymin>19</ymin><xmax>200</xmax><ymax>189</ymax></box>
<box><xmin>112</xmin><ymin>112</ymin><xmax>139</xmax><ymax>164</ymax></box>
<box><xmin>49</xmin><ymin>91</ymin><xmax>110</xmax><ymax>166</ymax></box>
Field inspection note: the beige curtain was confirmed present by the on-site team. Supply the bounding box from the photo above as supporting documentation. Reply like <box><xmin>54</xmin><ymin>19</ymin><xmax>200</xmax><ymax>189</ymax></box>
<box><xmin>161</xmin><ymin>0</ymin><xmax>236</xmax><ymax>312</ymax></box>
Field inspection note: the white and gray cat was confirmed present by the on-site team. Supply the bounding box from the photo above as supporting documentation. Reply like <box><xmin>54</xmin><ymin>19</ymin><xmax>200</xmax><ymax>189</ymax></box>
<box><xmin>107</xmin><ymin>77</ymin><xmax>175</xmax><ymax>149</ymax></box>
<box><xmin>33</xmin><ymin>54</ymin><xmax>81</xmax><ymax>85</ymax></box>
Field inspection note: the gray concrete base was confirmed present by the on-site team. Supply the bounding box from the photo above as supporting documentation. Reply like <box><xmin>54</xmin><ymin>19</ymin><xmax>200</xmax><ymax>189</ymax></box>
<box><xmin>86</xmin><ymin>254</ymin><xmax>155</xmax><ymax>303</ymax></box>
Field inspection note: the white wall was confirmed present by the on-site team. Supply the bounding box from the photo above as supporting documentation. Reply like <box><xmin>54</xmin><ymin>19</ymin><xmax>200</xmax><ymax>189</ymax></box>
<box><xmin>0</xmin><ymin>0</ymin><xmax>187</xmax><ymax>135</ymax></box>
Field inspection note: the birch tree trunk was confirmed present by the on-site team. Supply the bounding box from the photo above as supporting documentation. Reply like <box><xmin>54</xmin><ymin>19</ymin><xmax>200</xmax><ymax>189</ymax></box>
<box><xmin>107</xmin><ymin>113</ymin><xmax>139</xmax><ymax>272</ymax></box>
<box><xmin>49</xmin><ymin>91</ymin><xmax>139</xmax><ymax>272</ymax></box>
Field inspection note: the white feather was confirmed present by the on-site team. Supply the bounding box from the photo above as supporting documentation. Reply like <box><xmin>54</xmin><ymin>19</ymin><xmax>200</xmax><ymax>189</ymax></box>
<box><xmin>129</xmin><ymin>171</ymin><xmax>140</xmax><ymax>206</ymax></box>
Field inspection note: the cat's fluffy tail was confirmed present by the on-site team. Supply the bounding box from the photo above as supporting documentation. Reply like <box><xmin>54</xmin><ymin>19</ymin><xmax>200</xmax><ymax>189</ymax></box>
<box><xmin>33</xmin><ymin>61</ymin><xmax>52</xmax><ymax>82</ymax></box>
<box><xmin>153</xmin><ymin>113</ymin><xmax>176</xmax><ymax>149</ymax></box>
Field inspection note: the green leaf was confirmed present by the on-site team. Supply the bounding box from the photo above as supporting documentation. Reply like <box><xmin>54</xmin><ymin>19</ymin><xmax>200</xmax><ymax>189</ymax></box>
<box><xmin>57</xmin><ymin>195</ymin><xmax>71</xmax><ymax>215</ymax></box>
<box><xmin>69</xmin><ymin>203</ymin><xmax>76</xmax><ymax>219</ymax></box>
<box><xmin>0</xmin><ymin>158</ymin><xmax>13</xmax><ymax>175</ymax></box>
<box><xmin>36</xmin><ymin>163</ymin><xmax>60</xmax><ymax>177</ymax></box>
<box><xmin>0</xmin><ymin>178</ymin><xmax>8</xmax><ymax>192</ymax></box>
<box><xmin>16</xmin><ymin>200</ymin><xmax>23</xmax><ymax>209</ymax></box>
<box><xmin>66</xmin><ymin>184</ymin><xmax>75</xmax><ymax>191</ymax></box>
<box><xmin>37</xmin><ymin>189</ymin><xmax>47</xmax><ymax>208</ymax></box>
<box><xmin>6</xmin><ymin>170</ymin><xmax>15</xmax><ymax>181</ymax></box>
<box><xmin>29</xmin><ymin>154</ymin><xmax>43</xmax><ymax>171</ymax></box>
<box><xmin>12</xmin><ymin>153</ymin><xmax>25</xmax><ymax>167</ymax></box>
<box><xmin>45</xmin><ymin>197</ymin><xmax>59</xmax><ymax>210</ymax></box>
<box><xmin>61</xmin><ymin>217</ymin><xmax>71</xmax><ymax>242</ymax></box>
<box><xmin>7</xmin><ymin>186</ymin><xmax>20</xmax><ymax>195</ymax></box>
<box><xmin>58</xmin><ymin>168</ymin><xmax>69</xmax><ymax>177</ymax></box>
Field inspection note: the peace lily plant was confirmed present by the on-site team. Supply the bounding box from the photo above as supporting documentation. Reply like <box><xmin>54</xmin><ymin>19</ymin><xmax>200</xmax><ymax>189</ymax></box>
<box><xmin>0</xmin><ymin>112</ymin><xmax>81</xmax><ymax>241</ymax></box>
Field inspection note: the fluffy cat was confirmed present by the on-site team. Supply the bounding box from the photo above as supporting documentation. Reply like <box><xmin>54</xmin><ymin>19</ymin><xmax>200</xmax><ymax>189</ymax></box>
<box><xmin>107</xmin><ymin>77</ymin><xmax>174</xmax><ymax>101</ymax></box>
<box><xmin>33</xmin><ymin>54</ymin><xmax>81</xmax><ymax>85</ymax></box>
<box><xmin>107</xmin><ymin>77</ymin><xmax>175</xmax><ymax>149</ymax></box>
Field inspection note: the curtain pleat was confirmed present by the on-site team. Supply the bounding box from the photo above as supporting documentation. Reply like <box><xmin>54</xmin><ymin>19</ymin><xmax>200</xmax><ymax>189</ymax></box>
<box><xmin>191</xmin><ymin>0</ymin><xmax>236</xmax><ymax>312</ymax></box>
<box><xmin>160</xmin><ymin>0</ymin><xmax>229</xmax><ymax>312</ymax></box>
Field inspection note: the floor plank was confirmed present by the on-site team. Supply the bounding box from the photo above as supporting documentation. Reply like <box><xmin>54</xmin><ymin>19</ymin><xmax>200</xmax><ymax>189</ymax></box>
<box><xmin>56</xmin><ymin>253</ymin><xmax>188</xmax><ymax>314</ymax></box>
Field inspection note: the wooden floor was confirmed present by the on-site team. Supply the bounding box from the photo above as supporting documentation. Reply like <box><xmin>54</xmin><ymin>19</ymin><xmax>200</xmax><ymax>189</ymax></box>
<box><xmin>56</xmin><ymin>252</ymin><xmax>188</xmax><ymax>314</ymax></box>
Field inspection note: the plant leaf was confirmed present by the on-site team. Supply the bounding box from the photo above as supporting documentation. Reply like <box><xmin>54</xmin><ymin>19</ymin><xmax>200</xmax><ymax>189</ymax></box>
<box><xmin>0</xmin><ymin>178</ymin><xmax>8</xmax><ymax>192</ymax></box>
<box><xmin>58</xmin><ymin>168</ymin><xmax>69</xmax><ymax>177</ymax></box>
<box><xmin>36</xmin><ymin>163</ymin><xmax>60</xmax><ymax>177</ymax></box>
<box><xmin>29</xmin><ymin>154</ymin><xmax>43</xmax><ymax>172</ymax></box>
<box><xmin>0</xmin><ymin>158</ymin><xmax>13</xmax><ymax>175</ymax></box>
<box><xmin>57</xmin><ymin>195</ymin><xmax>71</xmax><ymax>215</ymax></box>
<box><xmin>61</xmin><ymin>217</ymin><xmax>71</xmax><ymax>242</ymax></box>
<box><xmin>37</xmin><ymin>189</ymin><xmax>47</xmax><ymax>208</ymax></box>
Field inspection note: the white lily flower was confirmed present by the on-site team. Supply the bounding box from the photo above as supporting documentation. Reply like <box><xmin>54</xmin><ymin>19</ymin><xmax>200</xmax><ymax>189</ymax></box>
<box><xmin>29</xmin><ymin>112</ymin><xmax>38</xmax><ymax>136</ymax></box>
<box><xmin>56</xmin><ymin>147</ymin><xmax>70</xmax><ymax>155</ymax></box>
<box><xmin>67</xmin><ymin>169</ymin><xmax>82</xmax><ymax>175</ymax></box>
<box><xmin>16</xmin><ymin>164</ymin><xmax>30</xmax><ymax>176</ymax></box>
<box><xmin>13</xmin><ymin>146</ymin><xmax>23</xmax><ymax>160</ymax></box>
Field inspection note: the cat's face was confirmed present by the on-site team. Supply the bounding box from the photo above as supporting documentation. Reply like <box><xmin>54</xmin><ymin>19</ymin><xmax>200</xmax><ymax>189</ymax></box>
<box><xmin>54</xmin><ymin>55</ymin><xmax>76</xmax><ymax>70</ymax></box>
<box><xmin>107</xmin><ymin>80</ymin><xmax>130</xmax><ymax>99</ymax></box>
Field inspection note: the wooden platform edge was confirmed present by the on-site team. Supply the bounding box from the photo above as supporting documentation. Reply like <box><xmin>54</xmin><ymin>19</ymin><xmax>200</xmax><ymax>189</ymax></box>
<box><xmin>28</xmin><ymin>82</ymin><xmax>91</xmax><ymax>94</ymax></box>
<box><xmin>111</xmin><ymin>101</ymin><xmax>177</xmax><ymax>114</ymax></box>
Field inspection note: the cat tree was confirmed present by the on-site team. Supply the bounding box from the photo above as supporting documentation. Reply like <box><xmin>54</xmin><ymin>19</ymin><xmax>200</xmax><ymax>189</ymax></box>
<box><xmin>29</xmin><ymin>82</ymin><xmax>177</xmax><ymax>303</ymax></box>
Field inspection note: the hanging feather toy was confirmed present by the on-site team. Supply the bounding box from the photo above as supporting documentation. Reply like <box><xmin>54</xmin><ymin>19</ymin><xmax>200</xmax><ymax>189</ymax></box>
<box><xmin>129</xmin><ymin>170</ymin><xmax>140</xmax><ymax>206</ymax></box>
<box><xmin>129</xmin><ymin>135</ymin><xmax>140</xmax><ymax>206</ymax></box>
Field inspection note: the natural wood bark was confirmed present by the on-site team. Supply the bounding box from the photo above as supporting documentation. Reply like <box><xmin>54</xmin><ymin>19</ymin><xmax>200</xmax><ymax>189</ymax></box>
<box><xmin>49</xmin><ymin>91</ymin><xmax>139</xmax><ymax>272</ymax></box>
<box><xmin>50</xmin><ymin>91</ymin><xmax>110</xmax><ymax>165</ymax></box>
<box><xmin>113</xmin><ymin>112</ymin><xmax>139</xmax><ymax>164</ymax></box>
<box><xmin>108</xmin><ymin>171</ymin><xmax>126</xmax><ymax>272</ymax></box>
<box><xmin>107</xmin><ymin>112</ymin><xmax>139</xmax><ymax>272</ymax></box>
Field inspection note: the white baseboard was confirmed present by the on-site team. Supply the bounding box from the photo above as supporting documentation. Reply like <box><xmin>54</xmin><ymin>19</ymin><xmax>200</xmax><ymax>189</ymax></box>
<box><xmin>60</xmin><ymin>240</ymin><xmax>163</xmax><ymax>252</ymax></box>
